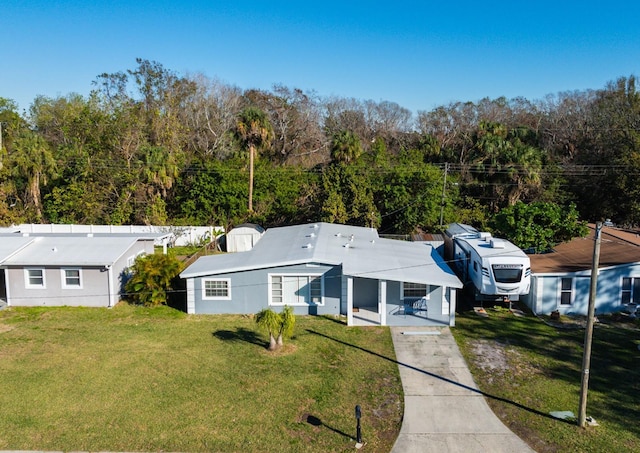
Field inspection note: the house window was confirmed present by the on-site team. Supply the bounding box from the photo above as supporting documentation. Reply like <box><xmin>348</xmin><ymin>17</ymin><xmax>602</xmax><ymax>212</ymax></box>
<box><xmin>403</xmin><ymin>282</ymin><xmax>429</xmax><ymax>299</ymax></box>
<box><xmin>560</xmin><ymin>278</ymin><xmax>572</xmax><ymax>305</ymax></box>
<box><xmin>269</xmin><ymin>274</ymin><xmax>323</xmax><ymax>306</ymax></box>
<box><xmin>621</xmin><ymin>277</ymin><xmax>640</xmax><ymax>304</ymax></box>
<box><xmin>61</xmin><ymin>268</ymin><xmax>82</xmax><ymax>288</ymax></box>
<box><xmin>202</xmin><ymin>279</ymin><xmax>231</xmax><ymax>300</ymax></box>
<box><xmin>25</xmin><ymin>268</ymin><xmax>46</xmax><ymax>289</ymax></box>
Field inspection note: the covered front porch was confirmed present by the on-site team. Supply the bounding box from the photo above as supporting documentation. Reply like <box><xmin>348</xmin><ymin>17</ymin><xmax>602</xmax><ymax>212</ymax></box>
<box><xmin>352</xmin><ymin>306</ymin><xmax>453</xmax><ymax>327</ymax></box>
<box><xmin>343</xmin><ymin>276</ymin><xmax>458</xmax><ymax>327</ymax></box>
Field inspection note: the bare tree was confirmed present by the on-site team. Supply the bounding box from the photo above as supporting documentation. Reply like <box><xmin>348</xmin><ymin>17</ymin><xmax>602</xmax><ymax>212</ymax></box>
<box><xmin>183</xmin><ymin>73</ymin><xmax>243</xmax><ymax>158</ymax></box>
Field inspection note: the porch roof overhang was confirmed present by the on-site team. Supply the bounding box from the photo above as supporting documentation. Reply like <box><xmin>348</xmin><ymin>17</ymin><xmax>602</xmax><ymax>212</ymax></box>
<box><xmin>342</xmin><ymin>238</ymin><xmax>462</xmax><ymax>288</ymax></box>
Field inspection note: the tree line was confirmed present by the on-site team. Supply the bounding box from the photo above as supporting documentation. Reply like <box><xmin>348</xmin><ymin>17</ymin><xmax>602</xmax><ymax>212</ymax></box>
<box><xmin>1</xmin><ymin>58</ymin><xmax>639</xmax><ymax>248</ymax></box>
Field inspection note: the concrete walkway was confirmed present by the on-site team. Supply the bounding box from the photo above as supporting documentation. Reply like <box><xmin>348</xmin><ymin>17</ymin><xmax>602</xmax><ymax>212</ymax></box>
<box><xmin>389</xmin><ymin>326</ymin><xmax>535</xmax><ymax>453</ymax></box>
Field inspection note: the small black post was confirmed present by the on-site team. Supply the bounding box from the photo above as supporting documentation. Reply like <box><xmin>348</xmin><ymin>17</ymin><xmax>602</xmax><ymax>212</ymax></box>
<box><xmin>355</xmin><ymin>405</ymin><xmax>363</xmax><ymax>447</ymax></box>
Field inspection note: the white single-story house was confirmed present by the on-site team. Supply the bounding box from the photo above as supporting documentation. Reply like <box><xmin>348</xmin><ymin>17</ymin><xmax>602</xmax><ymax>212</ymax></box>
<box><xmin>522</xmin><ymin>225</ymin><xmax>640</xmax><ymax>316</ymax></box>
<box><xmin>0</xmin><ymin>235</ymin><xmax>155</xmax><ymax>307</ymax></box>
<box><xmin>180</xmin><ymin>222</ymin><xmax>463</xmax><ymax>326</ymax></box>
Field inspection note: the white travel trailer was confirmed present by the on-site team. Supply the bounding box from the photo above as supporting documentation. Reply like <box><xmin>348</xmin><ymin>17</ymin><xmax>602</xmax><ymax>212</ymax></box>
<box><xmin>444</xmin><ymin>223</ymin><xmax>531</xmax><ymax>302</ymax></box>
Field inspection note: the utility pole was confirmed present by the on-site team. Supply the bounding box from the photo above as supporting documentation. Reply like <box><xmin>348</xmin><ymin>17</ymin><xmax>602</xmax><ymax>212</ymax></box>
<box><xmin>578</xmin><ymin>221</ymin><xmax>603</xmax><ymax>427</ymax></box>
<box><xmin>439</xmin><ymin>162</ymin><xmax>449</xmax><ymax>228</ymax></box>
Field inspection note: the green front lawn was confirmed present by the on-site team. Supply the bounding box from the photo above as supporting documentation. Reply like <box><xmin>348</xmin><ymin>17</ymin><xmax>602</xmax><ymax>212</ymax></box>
<box><xmin>452</xmin><ymin>306</ymin><xmax>640</xmax><ymax>453</ymax></box>
<box><xmin>0</xmin><ymin>305</ymin><xmax>402</xmax><ymax>452</ymax></box>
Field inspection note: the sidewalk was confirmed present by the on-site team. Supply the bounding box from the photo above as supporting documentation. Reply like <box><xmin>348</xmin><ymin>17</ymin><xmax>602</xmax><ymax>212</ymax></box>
<box><xmin>389</xmin><ymin>326</ymin><xmax>535</xmax><ymax>453</ymax></box>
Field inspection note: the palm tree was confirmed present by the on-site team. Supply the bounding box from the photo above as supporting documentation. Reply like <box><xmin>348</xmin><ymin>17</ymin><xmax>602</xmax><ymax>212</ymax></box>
<box><xmin>235</xmin><ymin>107</ymin><xmax>273</xmax><ymax>212</ymax></box>
<box><xmin>141</xmin><ymin>145</ymin><xmax>179</xmax><ymax>199</ymax></box>
<box><xmin>255</xmin><ymin>306</ymin><xmax>296</xmax><ymax>351</ymax></box>
<box><xmin>468</xmin><ymin>122</ymin><xmax>543</xmax><ymax>212</ymax></box>
<box><xmin>125</xmin><ymin>253</ymin><xmax>183</xmax><ymax>306</ymax></box>
<box><xmin>10</xmin><ymin>131</ymin><xmax>56</xmax><ymax>220</ymax></box>
<box><xmin>255</xmin><ymin>308</ymin><xmax>280</xmax><ymax>351</ymax></box>
<box><xmin>276</xmin><ymin>305</ymin><xmax>296</xmax><ymax>347</ymax></box>
<box><xmin>330</xmin><ymin>130</ymin><xmax>363</xmax><ymax>164</ymax></box>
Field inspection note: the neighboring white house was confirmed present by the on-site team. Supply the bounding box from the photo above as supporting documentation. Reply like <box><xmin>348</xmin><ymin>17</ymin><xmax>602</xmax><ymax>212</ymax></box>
<box><xmin>0</xmin><ymin>235</ymin><xmax>155</xmax><ymax>307</ymax></box>
<box><xmin>522</xmin><ymin>225</ymin><xmax>640</xmax><ymax>316</ymax></box>
<box><xmin>181</xmin><ymin>222</ymin><xmax>463</xmax><ymax>326</ymax></box>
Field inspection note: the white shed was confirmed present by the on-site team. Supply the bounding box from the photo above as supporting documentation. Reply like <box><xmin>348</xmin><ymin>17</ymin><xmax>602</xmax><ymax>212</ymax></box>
<box><xmin>225</xmin><ymin>224</ymin><xmax>265</xmax><ymax>252</ymax></box>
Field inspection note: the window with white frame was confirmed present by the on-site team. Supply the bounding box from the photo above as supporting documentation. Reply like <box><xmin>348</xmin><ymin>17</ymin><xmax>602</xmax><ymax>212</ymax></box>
<box><xmin>621</xmin><ymin>277</ymin><xmax>640</xmax><ymax>304</ymax></box>
<box><xmin>560</xmin><ymin>278</ymin><xmax>573</xmax><ymax>305</ymax></box>
<box><xmin>202</xmin><ymin>279</ymin><xmax>231</xmax><ymax>300</ymax></box>
<box><xmin>269</xmin><ymin>274</ymin><xmax>323</xmax><ymax>306</ymax></box>
<box><xmin>402</xmin><ymin>282</ymin><xmax>429</xmax><ymax>299</ymax></box>
<box><xmin>61</xmin><ymin>268</ymin><xmax>82</xmax><ymax>288</ymax></box>
<box><xmin>25</xmin><ymin>268</ymin><xmax>46</xmax><ymax>289</ymax></box>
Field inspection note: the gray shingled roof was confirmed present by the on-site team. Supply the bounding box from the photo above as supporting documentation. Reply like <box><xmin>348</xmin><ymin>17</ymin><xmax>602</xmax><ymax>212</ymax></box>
<box><xmin>181</xmin><ymin>223</ymin><xmax>462</xmax><ymax>288</ymax></box>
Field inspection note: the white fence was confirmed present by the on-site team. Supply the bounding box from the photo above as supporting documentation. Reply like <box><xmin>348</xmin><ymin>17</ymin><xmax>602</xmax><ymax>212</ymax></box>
<box><xmin>0</xmin><ymin>224</ymin><xmax>225</xmax><ymax>247</ymax></box>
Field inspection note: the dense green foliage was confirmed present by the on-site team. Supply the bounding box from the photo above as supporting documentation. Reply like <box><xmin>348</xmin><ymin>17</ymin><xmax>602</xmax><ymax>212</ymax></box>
<box><xmin>2</xmin><ymin>59</ymin><xmax>640</xmax><ymax>239</ymax></box>
<box><xmin>491</xmin><ymin>201</ymin><xmax>589</xmax><ymax>251</ymax></box>
<box><xmin>124</xmin><ymin>253</ymin><xmax>184</xmax><ymax>306</ymax></box>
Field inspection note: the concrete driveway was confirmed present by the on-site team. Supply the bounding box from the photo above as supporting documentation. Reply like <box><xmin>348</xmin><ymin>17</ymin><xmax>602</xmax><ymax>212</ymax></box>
<box><xmin>389</xmin><ymin>326</ymin><xmax>535</xmax><ymax>453</ymax></box>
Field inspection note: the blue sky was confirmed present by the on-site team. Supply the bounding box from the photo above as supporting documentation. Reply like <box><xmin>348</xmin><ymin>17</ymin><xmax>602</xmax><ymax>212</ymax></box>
<box><xmin>3</xmin><ymin>1</ymin><xmax>640</xmax><ymax>115</ymax></box>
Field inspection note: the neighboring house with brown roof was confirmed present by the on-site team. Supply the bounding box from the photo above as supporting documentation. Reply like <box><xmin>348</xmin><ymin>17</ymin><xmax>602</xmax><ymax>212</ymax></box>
<box><xmin>522</xmin><ymin>225</ymin><xmax>640</xmax><ymax>315</ymax></box>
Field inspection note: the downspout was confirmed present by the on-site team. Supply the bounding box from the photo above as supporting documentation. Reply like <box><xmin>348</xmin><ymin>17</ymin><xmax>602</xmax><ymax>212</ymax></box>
<box><xmin>106</xmin><ymin>264</ymin><xmax>114</xmax><ymax>308</ymax></box>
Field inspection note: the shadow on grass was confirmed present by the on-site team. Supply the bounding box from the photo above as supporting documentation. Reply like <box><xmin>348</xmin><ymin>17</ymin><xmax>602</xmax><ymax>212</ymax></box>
<box><xmin>318</xmin><ymin>314</ymin><xmax>347</xmax><ymax>326</ymax></box>
<box><xmin>303</xmin><ymin>414</ymin><xmax>355</xmax><ymax>441</ymax></box>
<box><xmin>306</xmin><ymin>328</ymin><xmax>573</xmax><ymax>426</ymax></box>
<box><xmin>213</xmin><ymin>327</ymin><xmax>267</xmax><ymax>348</ymax></box>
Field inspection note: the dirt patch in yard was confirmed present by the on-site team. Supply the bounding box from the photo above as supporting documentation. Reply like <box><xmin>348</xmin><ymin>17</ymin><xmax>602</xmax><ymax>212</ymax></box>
<box><xmin>469</xmin><ymin>339</ymin><xmax>540</xmax><ymax>383</ymax></box>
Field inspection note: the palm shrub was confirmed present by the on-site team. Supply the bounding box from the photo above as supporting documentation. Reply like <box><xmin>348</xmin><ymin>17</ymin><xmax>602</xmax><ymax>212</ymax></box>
<box><xmin>276</xmin><ymin>305</ymin><xmax>295</xmax><ymax>347</ymax></box>
<box><xmin>255</xmin><ymin>306</ymin><xmax>296</xmax><ymax>351</ymax></box>
<box><xmin>255</xmin><ymin>308</ymin><xmax>280</xmax><ymax>351</ymax></box>
<box><xmin>125</xmin><ymin>253</ymin><xmax>184</xmax><ymax>306</ymax></box>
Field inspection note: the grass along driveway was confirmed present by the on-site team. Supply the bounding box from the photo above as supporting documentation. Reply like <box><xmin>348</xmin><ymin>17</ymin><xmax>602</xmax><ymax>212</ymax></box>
<box><xmin>451</xmin><ymin>305</ymin><xmax>640</xmax><ymax>453</ymax></box>
<box><xmin>0</xmin><ymin>304</ymin><xmax>403</xmax><ymax>452</ymax></box>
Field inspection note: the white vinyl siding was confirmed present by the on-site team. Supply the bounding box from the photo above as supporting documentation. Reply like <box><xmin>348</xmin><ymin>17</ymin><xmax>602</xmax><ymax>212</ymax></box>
<box><xmin>61</xmin><ymin>268</ymin><xmax>82</xmax><ymax>289</ymax></box>
<box><xmin>202</xmin><ymin>278</ymin><xmax>231</xmax><ymax>300</ymax></box>
<box><xmin>24</xmin><ymin>268</ymin><xmax>46</xmax><ymax>289</ymax></box>
<box><xmin>269</xmin><ymin>274</ymin><xmax>323</xmax><ymax>306</ymax></box>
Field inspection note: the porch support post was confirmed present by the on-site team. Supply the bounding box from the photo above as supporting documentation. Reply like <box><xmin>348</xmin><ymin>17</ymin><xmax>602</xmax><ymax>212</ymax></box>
<box><xmin>449</xmin><ymin>287</ymin><xmax>457</xmax><ymax>327</ymax></box>
<box><xmin>346</xmin><ymin>276</ymin><xmax>354</xmax><ymax>326</ymax></box>
<box><xmin>379</xmin><ymin>280</ymin><xmax>387</xmax><ymax>326</ymax></box>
